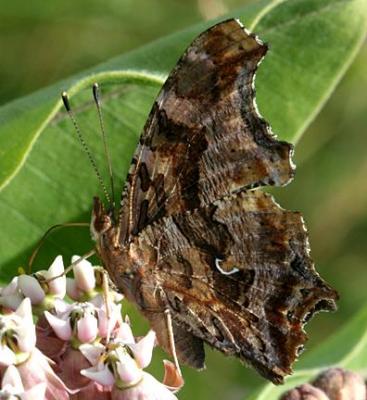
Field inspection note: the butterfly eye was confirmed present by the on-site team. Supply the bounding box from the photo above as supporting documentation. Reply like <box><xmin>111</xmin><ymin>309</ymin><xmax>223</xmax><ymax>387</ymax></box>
<box><xmin>123</xmin><ymin>269</ymin><xmax>134</xmax><ymax>279</ymax></box>
<box><xmin>91</xmin><ymin>197</ymin><xmax>112</xmax><ymax>241</ymax></box>
<box><xmin>296</xmin><ymin>345</ymin><xmax>305</xmax><ymax>356</ymax></box>
<box><xmin>302</xmin><ymin>311</ymin><xmax>312</xmax><ymax>324</ymax></box>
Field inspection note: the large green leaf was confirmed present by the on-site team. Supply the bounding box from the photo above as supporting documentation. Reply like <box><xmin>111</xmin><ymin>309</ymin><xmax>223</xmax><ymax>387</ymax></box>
<box><xmin>0</xmin><ymin>0</ymin><xmax>366</xmax><ymax>280</ymax></box>
<box><xmin>248</xmin><ymin>304</ymin><xmax>367</xmax><ymax>399</ymax></box>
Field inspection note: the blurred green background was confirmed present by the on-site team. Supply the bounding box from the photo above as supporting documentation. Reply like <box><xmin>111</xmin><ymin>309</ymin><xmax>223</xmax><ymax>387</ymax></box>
<box><xmin>1</xmin><ymin>0</ymin><xmax>366</xmax><ymax>399</ymax></box>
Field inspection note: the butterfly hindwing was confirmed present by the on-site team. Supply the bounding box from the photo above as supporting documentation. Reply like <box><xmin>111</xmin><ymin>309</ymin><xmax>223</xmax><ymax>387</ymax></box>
<box><xmin>132</xmin><ymin>191</ymin><xmax>337</xmax><ymax>383</ymax></box>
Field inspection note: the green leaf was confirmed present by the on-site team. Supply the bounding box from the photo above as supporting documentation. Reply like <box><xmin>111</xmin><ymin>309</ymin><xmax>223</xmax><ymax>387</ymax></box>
<box><xmin>0</xmin><ymin>0</ymin><xmax>366</xmax><ymax>281</ymax></box>
<box><xmin>248</xmin><ymin>305</ymin><xmax>367</xmax><ymax>399</ymax></box>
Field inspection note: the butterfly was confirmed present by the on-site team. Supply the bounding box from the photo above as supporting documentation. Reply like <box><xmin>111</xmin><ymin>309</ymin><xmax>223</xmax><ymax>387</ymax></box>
<box><xmin>86</xmin><ymin>18</ymin><xmax>338</xmax><ymax>384</ymax></box>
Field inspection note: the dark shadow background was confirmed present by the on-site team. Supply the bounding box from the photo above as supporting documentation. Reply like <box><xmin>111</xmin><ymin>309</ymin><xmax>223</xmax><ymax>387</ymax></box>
<box><xmin>1</xmin><ymin>0</ymin><xmax>366</xmax><ymax>399</ymax></box>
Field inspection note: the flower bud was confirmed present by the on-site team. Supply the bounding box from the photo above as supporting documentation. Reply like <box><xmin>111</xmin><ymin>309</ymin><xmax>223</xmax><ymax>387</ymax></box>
<box><xmin>18</xmin><ymin>275</ymin><xmax>45</xmax><ymax>305</ymax></box>
<box><xmin>67</xmin><ymin>256</ymin><xmax>123</xmax><ymax>304</ymax></box>
<box><xmin>71</xmin><ymin>256</ymin><xmax>96</xmax><ymax>294</ymax></box>
<box><xmin>280</xmin><ymin>383</ymin><xmax>329</xmax><ymax>400</ymax></box>
<box><xmin>312</xmin><ymin>367</ymin><xmax>365</xmax><ymax>400</ymax></box>
<box><xmin>45</xmin><ymin>255</ymin><xmax>67</xmax><ymax>298</ymax></box>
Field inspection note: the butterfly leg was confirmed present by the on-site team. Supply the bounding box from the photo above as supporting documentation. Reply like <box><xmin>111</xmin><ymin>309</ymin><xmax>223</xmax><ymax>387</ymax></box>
<box><xmin>164</xmin><ymin>308</ymin><xmax>182</xmax><ymax>377</ymax></box>
<box><xmin>101</xmin><ymin>269</ymin><xmax>113</xmax><ymax>341</ymax></box>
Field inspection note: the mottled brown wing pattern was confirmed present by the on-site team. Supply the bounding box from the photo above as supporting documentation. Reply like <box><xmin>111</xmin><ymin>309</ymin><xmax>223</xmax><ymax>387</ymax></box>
<box><xmin>92</xmin><ymin>18</ymin><xmax>338</xmax><ymax>385</ymax></box>
<box><xmin>118</xmin><ymin>18</ymin><xmax>294</xmax><ymax>244</ymax></box>
<box><xmin>130</xmin><ymin>191</ymin><xmax>337</xmax><ymax>383</ymax></box>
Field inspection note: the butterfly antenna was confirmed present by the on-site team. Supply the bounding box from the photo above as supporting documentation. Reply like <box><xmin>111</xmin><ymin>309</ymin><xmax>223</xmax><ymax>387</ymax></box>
<box><xmin>92</xmin><ymin>83</ymin><xmax>116</xmax><ymax>211</ymax></box>
<box><xmin>61</xmin><ymin>91</ymin><xmax>112</xmax><ymax>205</ymax></box>
<box><xmin>28</xmin><ymin>222</ymin><xmax>89</xmax><ymax>273</ymax></box>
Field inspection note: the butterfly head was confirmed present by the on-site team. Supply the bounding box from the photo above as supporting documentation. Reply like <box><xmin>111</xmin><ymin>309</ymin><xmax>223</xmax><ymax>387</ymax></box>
<box><xmin>91</xmin><ymin>196</ymin><xmax>113</xmax><ymax>245</ymax></box>
<box><xmin>91</xmin><ymin>196</ymin><xmax>134</xmax><ymax>295</ymax></box>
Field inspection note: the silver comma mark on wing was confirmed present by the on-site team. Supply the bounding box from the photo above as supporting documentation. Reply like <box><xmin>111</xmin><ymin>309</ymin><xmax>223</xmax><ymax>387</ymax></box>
<box><xmin>215</xmin><ymin>258</ymin><xmax>239</xmax><ymax>275</ymax></box>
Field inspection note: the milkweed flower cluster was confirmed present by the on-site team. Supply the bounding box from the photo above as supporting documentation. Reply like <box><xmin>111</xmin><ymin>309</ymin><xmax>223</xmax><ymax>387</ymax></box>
<box><xmin>0</xmin><ymin>256</ymin><xmax>183</xmax><ymax>400</ymax></box>
<box><xmin>280</xmin><ymin>367</ymin><xmax>366</xmax><ymax>400</ymax></box>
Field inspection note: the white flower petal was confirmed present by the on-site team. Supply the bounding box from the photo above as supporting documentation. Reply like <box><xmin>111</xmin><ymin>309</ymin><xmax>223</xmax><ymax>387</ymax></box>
<box><xmin>90</xmin><ymin>294</ymin><xmax>104</xmax><ymax>308</ymax></box>
<box><xmin>116</xmin><ymin>322</ymin><xmax>135</xmax><ymax>344</ymax></box>
<box><xmin>15</xmin><ymin>298</ymin><xmax>33</xmax><ymax>326</ymax></box>
<box><xmin>107</xmin><ymin>303</ymin><xmax>121</xmax><ymax>334</ymax></box>
<box><xmin>79</xmin><ymin>343</ymin><xmax>105</xmax><ymax>365</ymax></box>
<box><xmin>98</xmin><ymin>303</ymin><xmax>121</xmax><ymax>338</ymax></box>
<box><xmin>142</xmin><ymin>372</ymin><xmax>178</xmax><ymax>400</ymax></box>
<box><xmin>46</xmin><ymin>255</ymin><xmax>66</xmax><ymax>298</ymax></box>
<box><xmin>66</xmin><ymin>278</ymin><xmax>81</xmax><ymax>301</ymax></box>
<box><xmin>44</xmin><ymin>311</ymin><xmax>72</xmax><ymax>341</ymax></box>
<box><xmin>0</xmin><ymin>292</ymin><xmax>24</xmax><ymax>310</ymax></box>
<box><xmin>72</xmin><ymin>256</ymin><xmax>96</xmax><ymax>292</ymax></box>
<box><xmin>2</xmin><ymin>365</ymin><xmax>24</xmax><ymax>390</ymax></box>
<box><xmin>112</xmin><ymin>291</ymin><xmax>124</xmax><ymax>303</ymax></box>
<box><xmin>71</xmin><ymin>255</ymin><xmax>93</xmax><ymax>269</ymax></box>
<box><xmin>1</xmin><ymin>383</ymin><xmax>20</xmax><ymax>396</ymax></box>
<box><xmin>129</xmin><ymin>330</ymin><xmax>156</xmax><ymax>368</ymax></box>
<box><xmin>53</xmin><ymin>298</ymin><xmax>71</xmax><ymax>314</ymax></box>
<box><xmin>2</xmin><ymin>277</ymin><xmax>19</xmax><ymax>296</ymax></box>
<box><xmin>113</xmin><ymin>372</ymin><xmax>178</xmax><ymax>400</ymax></box>
<box><xmin>22</xmin><ymin>382</ymin><xmax>47</xmax><ymax>400</ymax></box>
<box><xmin>81</xmin><ymin>365</ymin><xmax>115</xmax><ymax>386</ymax></box>
<box><xmin>48</xmin><ymin>255</ymin><xmax>65</xmax><ymax>276</ymax></box>
<box><xmin>116</xmin><ymin>357</ymin><xmax>142</xmax><ymax>385</ymax></box>
<box><xmin>0</xmin><ymin>344</ymin><xmax>16</xmax><ymax>366</ymax></box>
<box><xmin>18</xmin><ymin>275</ymin><xmax>45</xmax><ymax>305</ymax></box>
<box><xmin>16</xmin><ymin>322</ymin><xmax>36</xmax><ymax>353</ymax></box>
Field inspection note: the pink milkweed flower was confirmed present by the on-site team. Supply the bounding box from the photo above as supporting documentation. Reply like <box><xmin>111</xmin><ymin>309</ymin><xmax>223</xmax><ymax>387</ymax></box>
<box><xmin>45</xmin><ymin>301</ymin><xmax>99</xmax><ymax>345</ymax></box>
<box><xmin>0</xmin><ymin>298</ymin><xmax>36</xmax><ymax>367</ymax></box>
<box><xmin>43</xmin><ymin>297</ymin><xmax>122</xmax><ymax>392</ymax></box>
<box><xmin>0</xmin><ymin>298</ymin><xmax>70</xmax><ymax>400</ymax></box>
<box><xmin>42</xmin><ymin>300</ymin><xmax>98</xmax><ymax>391</ymax></box>
<box><xmin>66</xmin><ymin>256</ymin><xmax>123</xmax><ymax>304</ymax></box>
<box><xmin>11</xmin><ymin>256</ymin><xmax>67</xmax><ymax>315</ymax></box>
<box><xmin>0</xmin><ymin>365</ymin><xmax>46</xmax><ymax>400</ymax></box>
<box><xmin>44</xmin><ymin>298</ymin><xmax>122</xmax><ymax>346</ymax></box>
<box><xmin>80</xmin><ymin>328</ymin><xmax>183</xmax><ymax>400</ymax></box>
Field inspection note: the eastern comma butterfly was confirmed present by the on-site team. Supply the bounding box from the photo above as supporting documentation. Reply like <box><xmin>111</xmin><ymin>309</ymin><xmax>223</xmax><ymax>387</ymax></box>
<box><xmin>65</xmin><ymin>18</ymin><xmax>338</xmax><ymax>384</ymax></box>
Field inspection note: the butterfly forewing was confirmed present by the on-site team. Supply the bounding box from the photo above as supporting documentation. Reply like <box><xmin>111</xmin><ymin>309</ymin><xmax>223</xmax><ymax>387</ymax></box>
<box><xmin>118</xmin><ymin>19</ymin><xmax>294</xmax><ymax>243</ymax></box>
